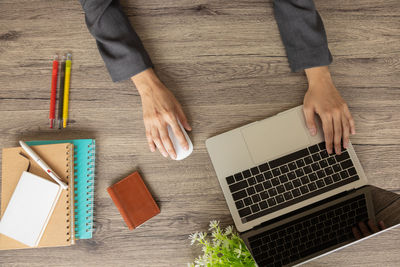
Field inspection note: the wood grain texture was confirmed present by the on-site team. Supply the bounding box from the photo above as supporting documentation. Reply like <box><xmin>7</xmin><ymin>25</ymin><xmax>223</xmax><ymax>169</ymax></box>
<box><xmin>0</xmin><ymin>0</ymin><xmax>399</xmax><ymax>266</ymax></box>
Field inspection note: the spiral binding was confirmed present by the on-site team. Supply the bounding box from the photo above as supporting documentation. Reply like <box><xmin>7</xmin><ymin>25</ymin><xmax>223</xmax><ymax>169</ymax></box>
<box><xmin>86</xmin><ymin>142</ymin><xmax>95</xmax><ymax>234</ymax></box>
<box><xmin>65</xmin><ymin>144</ymin><xmax>71</xmax><ymax>243</ymax></box>
<box><xmin>73</xmin><ymin>140</ymin><xmax>95</xmax><ymax>239</ymax></box>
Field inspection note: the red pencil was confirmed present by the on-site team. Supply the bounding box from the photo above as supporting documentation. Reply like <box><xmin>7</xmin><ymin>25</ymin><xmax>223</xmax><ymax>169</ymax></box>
<box><xmin>49</xmin><ymin>55</ymin><xmax>59</xmax><ymax>128</ymax></box>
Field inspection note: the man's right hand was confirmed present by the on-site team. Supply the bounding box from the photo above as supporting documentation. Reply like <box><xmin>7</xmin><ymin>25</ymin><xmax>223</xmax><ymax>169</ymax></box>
<box><xmin>131</xmin><ymin>68</ymin><xmax>191</xmax><ymax>159</ymax></box>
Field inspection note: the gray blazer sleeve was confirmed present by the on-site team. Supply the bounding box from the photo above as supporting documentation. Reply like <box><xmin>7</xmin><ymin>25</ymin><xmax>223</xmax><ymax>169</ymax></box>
<box><xmin>274</xmin><ymin>0</ymin><xmax>332</xmax><ymax>72</ymax></box>
<box><xmin>79</xmin><ymin>0</ymin><xmax>153</xmax><ymax>82</ymax></box>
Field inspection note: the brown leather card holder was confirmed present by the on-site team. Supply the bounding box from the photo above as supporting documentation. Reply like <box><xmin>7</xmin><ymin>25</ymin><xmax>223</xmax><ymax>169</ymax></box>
<box><xmin>107</xmin><ymin>171</ymin><xmax>160</xmax><ymax>230</ymax></box>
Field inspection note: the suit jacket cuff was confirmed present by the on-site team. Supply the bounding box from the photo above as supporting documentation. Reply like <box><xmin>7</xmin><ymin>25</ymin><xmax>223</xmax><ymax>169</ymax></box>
<box><xmin>98</xmin><ymin>41</ymin><xmax>154</xmax><ymax>82</ymax></box>
<box><xmin>287</xmin><ymin>45</ymin><xmax>333</xmax><ymax>72</ymax></box>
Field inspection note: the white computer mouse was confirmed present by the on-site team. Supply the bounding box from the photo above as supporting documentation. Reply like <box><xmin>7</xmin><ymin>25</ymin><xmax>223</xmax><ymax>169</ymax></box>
<box><xmin>167</xmin><ymin>120</ymin><xmax>193</xmax><ymax>160</ymax></box>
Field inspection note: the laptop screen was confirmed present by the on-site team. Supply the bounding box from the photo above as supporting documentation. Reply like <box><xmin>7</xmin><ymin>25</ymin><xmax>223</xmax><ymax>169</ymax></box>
<box><xmin>242</xmin><ymin>185</ymin><xmax>400</xmax><ymax>266</ymax></box>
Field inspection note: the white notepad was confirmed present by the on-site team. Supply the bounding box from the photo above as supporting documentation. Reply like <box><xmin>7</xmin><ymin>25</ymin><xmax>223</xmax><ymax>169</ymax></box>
<box><xmin>0</xmin><ymin>171</ymin><xmax>61</xmax><ymax>247</ymax></box>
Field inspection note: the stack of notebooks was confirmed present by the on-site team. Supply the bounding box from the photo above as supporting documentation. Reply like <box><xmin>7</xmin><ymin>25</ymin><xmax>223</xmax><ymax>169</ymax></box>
<box><xmin>0</xmin><ymin>139</ymin><xmax>95</xmax><ymax>250</ymax></box>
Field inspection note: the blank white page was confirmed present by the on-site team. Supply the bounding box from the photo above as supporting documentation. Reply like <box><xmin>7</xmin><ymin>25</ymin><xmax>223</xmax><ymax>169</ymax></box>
<box><xmin>0</xmin><ymin>171</ymin><xmax>61</xmax><ymax>247</ymax></box>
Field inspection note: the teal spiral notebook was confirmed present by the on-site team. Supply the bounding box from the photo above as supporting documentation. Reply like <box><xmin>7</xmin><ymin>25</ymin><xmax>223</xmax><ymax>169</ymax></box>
<box><xmin>27</xmin><ymin>139</ymin><xmax>95</xmax><ymax>239</ymax></box>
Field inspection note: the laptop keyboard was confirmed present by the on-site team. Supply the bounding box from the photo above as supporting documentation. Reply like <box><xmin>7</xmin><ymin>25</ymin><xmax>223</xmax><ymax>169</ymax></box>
<box><xmin>247</xmin><ymin>194</ymin><xmax>368</xmax><ymax>267</ymax></box>
<box><xmin>226</xmin><ymin>142</ymin><xmax>360</xmax><ymax>223</ymax></box>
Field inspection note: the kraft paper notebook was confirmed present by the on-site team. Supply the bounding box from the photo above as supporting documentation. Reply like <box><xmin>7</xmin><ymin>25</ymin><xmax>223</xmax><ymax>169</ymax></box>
<box><xmin>0</xmin><ymin>143</ymin><xmax>75</xmax><ymax>250</ymax></box>
<box><xmin>27</xmin><ymin>139</ymin><xmax>95</xmax><ymax>239</ymax></box>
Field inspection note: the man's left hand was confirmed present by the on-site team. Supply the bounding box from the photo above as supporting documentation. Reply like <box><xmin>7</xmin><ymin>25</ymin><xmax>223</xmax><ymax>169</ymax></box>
<box><xmin>303</xmin><ymin>66</ymin><xmax>356</xmax><ymax>155</ymax></box>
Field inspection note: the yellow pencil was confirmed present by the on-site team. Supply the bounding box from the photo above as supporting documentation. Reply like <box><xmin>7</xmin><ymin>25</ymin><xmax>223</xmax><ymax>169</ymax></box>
<box><xmin>63</xmin><ymin>53</ymin><xmax>72</xmax><ymax>128</ymax></box>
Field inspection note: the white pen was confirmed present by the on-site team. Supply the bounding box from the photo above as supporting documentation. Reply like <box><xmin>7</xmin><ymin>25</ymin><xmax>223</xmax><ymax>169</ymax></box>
<box><xmin>19</xmin><ymin>141</ymin><xmax>68</xmax><ymax>190</ymax></box>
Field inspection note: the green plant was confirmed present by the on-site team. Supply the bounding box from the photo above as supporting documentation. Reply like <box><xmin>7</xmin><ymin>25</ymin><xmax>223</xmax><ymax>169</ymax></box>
<box><xmin>188</xmin><ymin>220</ymin><xmax>256</xmax><ymax>267</ymax></box>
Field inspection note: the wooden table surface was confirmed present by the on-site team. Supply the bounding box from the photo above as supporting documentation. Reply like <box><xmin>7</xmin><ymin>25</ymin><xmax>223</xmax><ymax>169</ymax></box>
<box><xmin>0</xmin><ymin>0</ymin><xmax>399</xmax><ymax>266</ymax></box>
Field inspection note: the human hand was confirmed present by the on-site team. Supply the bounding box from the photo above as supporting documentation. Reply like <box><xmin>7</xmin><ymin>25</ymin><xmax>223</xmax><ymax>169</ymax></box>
<box><xmin>303</xmin><ymin>66</ymin><xmax>355</xmax><ymax>155</ymax></box>
<box><xmin>131</xmin><ymin>68</ymin><xmax>191</xmax><ymax>159</ymax></box>
<box><xmin>352</xmin><ymin>220</ymin><xmax>386</xmax><ymax>239</ymax></box>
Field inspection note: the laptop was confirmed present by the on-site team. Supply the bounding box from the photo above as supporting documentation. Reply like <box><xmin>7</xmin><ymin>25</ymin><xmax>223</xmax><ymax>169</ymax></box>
<box><xmin>206</xmin><ymin>105</ymin><xmax>398</xmax><ymax>266</ymax></box>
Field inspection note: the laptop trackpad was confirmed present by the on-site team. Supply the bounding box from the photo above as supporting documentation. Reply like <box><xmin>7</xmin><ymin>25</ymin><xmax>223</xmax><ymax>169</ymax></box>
<box><xmin>241</xmin><ymin>111</ymin><xmax>310</xmax><ymax>165</ymax></box>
